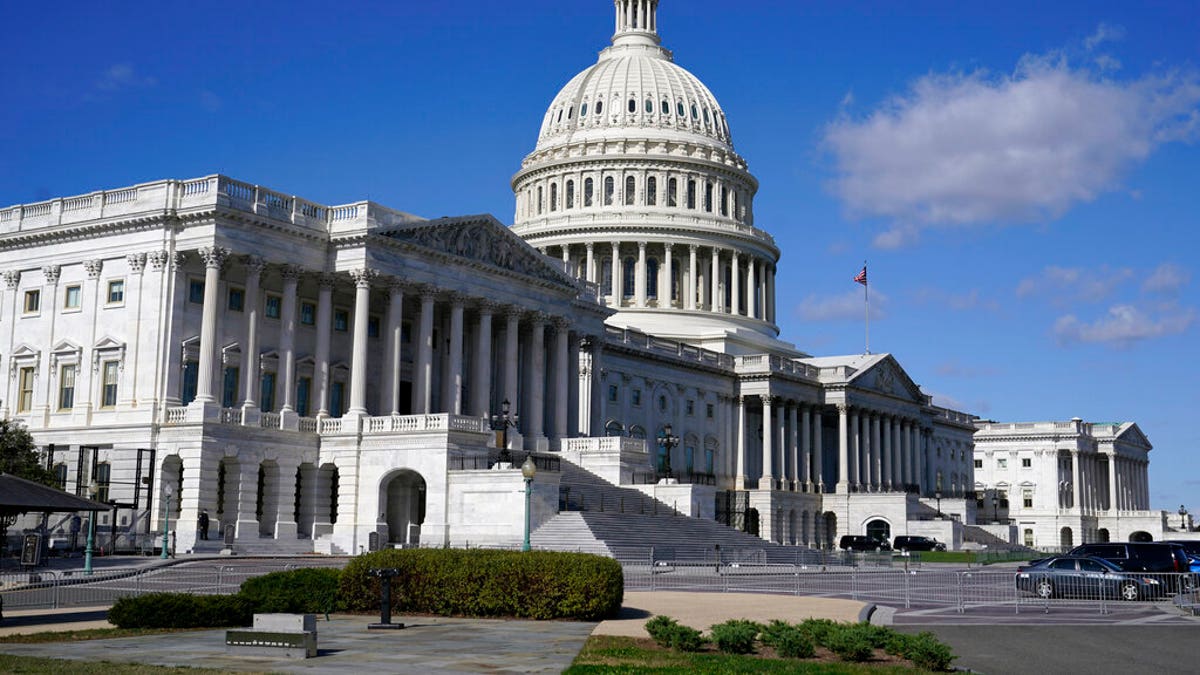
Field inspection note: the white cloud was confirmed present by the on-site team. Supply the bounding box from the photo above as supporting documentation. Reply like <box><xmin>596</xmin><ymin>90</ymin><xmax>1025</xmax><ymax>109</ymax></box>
<box><xmin>1016</xmin><ymin>265</ymin><xmax>1133</xmax><ymax>305</ymax></box>
<box><xmin>935</xmin><ymin>361</ymin><xmax>1000</xmax><ymax>378</ymax></box>
<box><xmin>95</xmin><ymin>63</ymin><xmax>157</xmax><ymax>92</ymax></box>
<box><xmin>795</xmin><ymin>288</ymin><xmax>886</xmax><ymax>322</ymax></box>
<box><xmin>1083</xmin><ymin>23</ymin><xmax>1125</xmax><ymax>52</ymax></box>
<box><xmin>1142</xmin><ymin>262</ymin><xmax>1190</xmax><ymax>294</ymax></box>
<box><xmin>823</xmin><ymin>46</ymin><xmax>1200</xmax><ymax>242</ymax></box>
<box><xmin>912</xmin><ymin>287</ymin><xmax>999</xmax><ymax>312</ymax></box>
<box><xmin>1053</xmin><ymin>303</ymin><xmax>1195</xmax><ymax>347</ymax></box>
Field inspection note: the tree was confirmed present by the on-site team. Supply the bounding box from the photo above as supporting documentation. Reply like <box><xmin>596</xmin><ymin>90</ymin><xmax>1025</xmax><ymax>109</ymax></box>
<box><xmin>0</xmin><ymin>418</ymin><xmax>57</xmax><ymax>487</ymax></box>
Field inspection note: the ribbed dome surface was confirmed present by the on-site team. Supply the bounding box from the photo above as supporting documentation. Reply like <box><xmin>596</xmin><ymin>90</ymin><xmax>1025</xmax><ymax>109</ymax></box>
<box><xmin>535</xmin><ymin>46</ymin><xmax>733</xmax><ymax>150</ymax></box>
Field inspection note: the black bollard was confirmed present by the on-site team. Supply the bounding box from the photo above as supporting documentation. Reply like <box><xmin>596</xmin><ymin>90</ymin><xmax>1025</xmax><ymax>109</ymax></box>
<box><xmin>367</xmin><ymin>568</ymin><xmax>405</xmax><ymax>630</ymax></box>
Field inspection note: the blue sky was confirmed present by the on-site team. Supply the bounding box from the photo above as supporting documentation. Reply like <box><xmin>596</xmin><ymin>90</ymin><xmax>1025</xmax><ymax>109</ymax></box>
<box><xmin>2</xmin><ymin>1</ymin><xmax>1197</xmax><ymax>512</ymax></box>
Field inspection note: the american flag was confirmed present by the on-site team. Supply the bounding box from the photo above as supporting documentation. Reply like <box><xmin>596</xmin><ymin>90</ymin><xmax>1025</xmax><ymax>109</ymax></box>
<box><xmin>853</xmin><ymin>266</ymin><xmax>867</xmax><ymax>285</ymax></box>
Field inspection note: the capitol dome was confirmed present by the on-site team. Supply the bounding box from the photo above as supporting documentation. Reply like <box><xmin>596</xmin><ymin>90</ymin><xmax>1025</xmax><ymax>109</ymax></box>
<box><xmin>512</xmin><ymin>0</ymin><xmax>783</xmax><ymax>352</ymax></box>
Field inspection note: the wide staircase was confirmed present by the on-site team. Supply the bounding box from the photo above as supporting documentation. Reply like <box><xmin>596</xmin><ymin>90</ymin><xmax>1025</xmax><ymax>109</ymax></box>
<box><xmin>532</xmin><ymin>460</ymin><xmax>822</xmax><ymax>564</ymax></box>
<box><xmin>962</xmin><ymin>524</ymin><xmax>1036</xmax><ymax>553</ymax></box>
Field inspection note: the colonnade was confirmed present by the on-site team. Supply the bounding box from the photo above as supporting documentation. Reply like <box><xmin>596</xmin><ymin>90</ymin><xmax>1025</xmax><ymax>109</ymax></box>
<box><xmin>1066</xmin><ymin>449</ymin><xmax>1149</xmax><ymax>512</ymax></box>
<box><xmin>835</xmin><ymin>404</ymin><xmax>925</xmax><ymax>493</ymax></box>
<box><xmin>733</xmin><ymin>395</ymin><xmax>824</xmax><ymax>492</ymax></box>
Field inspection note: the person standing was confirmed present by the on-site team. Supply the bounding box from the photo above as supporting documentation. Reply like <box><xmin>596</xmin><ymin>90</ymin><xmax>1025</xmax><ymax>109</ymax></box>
<box><xmin>197</xmin><ymin>510</ymin><xmax>210</xmax><ymax>541</ymax></box>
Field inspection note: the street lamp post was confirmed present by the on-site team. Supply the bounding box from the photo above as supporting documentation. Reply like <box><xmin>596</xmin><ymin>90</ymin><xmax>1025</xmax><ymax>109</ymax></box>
<box><xmin>84</xmin><ymin>480</ymin><xmax>98</xmax><ymax>576</ymax></box>
<box><xmin>1179</xmin><ymin>504</ymin><xmax>1188</xmax><ymax>531</ymax></box>
<box><xmin>657</xmin><ymin>423</ymin><xmax>680</xmax><ymax>483</ymax></box>
<box><xmin>161</xmin><ymin>485</ymin><xmax>174</xmax><ymax>559</ymax></box>
<box><xmin>521</xmin><ymin>455</ymin><xmax>536</xmax><ymax>552</ymax></box>
<box><xmin>991</xmin><ymin>494</ymin><xmax>999</xmax><ymax>524</ymax></box>
<box><xmin>492</xmin><ymin>399</ymin><xmax>520</xmax><ymax>465</ymax></box>
<box><xmin>934</xmin><ymin>490</ymin><xmax>943</xmax><ymax>520</ymax></box>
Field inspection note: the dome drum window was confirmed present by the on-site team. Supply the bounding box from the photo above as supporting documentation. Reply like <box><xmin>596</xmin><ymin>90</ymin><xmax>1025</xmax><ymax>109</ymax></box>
<box><xmin>624</xmin><ymin>176</ymin><xmax>636</xmax><ymax>206</ymax></box>
<box><xmin>691</xmin><ymin>104</ymin><xmax>698</xmax><ymax>120</ymax></box>
<box><xmin>596</xmin><ymin>100</ymin><xmax>603</xmax><ymax>115</ymax></box>
<box><xmin>646</xmin><ymin>176</ymin><xmax>657</xmax><ymax>206</ymax></box>
<box><xmin>604</xmin><ymin>176</ymin><xmax>615</xmax><ymax>206</ymax></box>
<box><xmin>566</xmin><ymin>180</ymin><xmax>575</xmax><ymax>209</ymax></box>
<box><xmin>686</xmin><ymin>179</ymin><xmax>697</xmax><ymax>209</ymax></box>
<box><xmin>584</xmin><ymin>178</ymin><xmax>594</xmax><ymax>207</ymax></box>
<box><xmin>581</xmin><ymin>103</ymin><xmax>588</xmax><ymax>116</ymax></box>
<box><xmin>662</xmin><ymin>100</ymin><xmax>670</xmax><ymax>115</ymax></box>
<box><xmin>645</xmin><ymin>98</ymin><xmax>653</xmax><ymax>113</ymax></box>
<box><xmin>628</xmin><ymin>98</ymin><xmax>636</xmax><ymax>113</ymax></box>
<box><xmin>676</xmin><ymin>101</ymin><xmax>685</xmax><ymax>117</ymax></box>
<box><xmin>550</xmin><ymin>183</ymin><xmax>559</xmax><ymax>211</ymax></box>
<box><xmin>667</xmin><ymin>177</ymin><xmax>678</xmax><ymax>207</ymax></box>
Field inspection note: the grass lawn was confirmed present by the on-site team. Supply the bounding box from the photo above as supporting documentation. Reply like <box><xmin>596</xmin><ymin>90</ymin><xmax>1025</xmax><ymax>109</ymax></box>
<box><xmin>566</xmin><ymin>635</ymin><xmax>933</xmax><ymax>674</ymax></box>
<box><xmin>0</xmin><ymin>653</ymin><xmax>272</xmax><ymax>674</ymax></box>
<box><xmin>0</xmin><ymin>627</ymin><xmax>208</xmax><ymax>644</ymax></box>
<box><xmin>911</xmin><ymin>551</ymin><xmax>1035</xmax><ymax>565</ymax></box>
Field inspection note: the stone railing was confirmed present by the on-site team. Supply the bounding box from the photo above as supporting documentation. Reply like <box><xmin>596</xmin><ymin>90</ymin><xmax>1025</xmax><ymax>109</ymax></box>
<box><xmin>219</xmin><ymin>408</ymin><xmax>242</xmax><ymax>425</ymax></box>
<box><xmin>260</xmin><ymin>412</ymin><xmax>281</xmax><ymax>429</ymax></box>
<box><xmin>362</xmin><ymin>413</ymin><xmax>487</xmax><ymax>434</ymax></box>
<box><xmin>0</xmin><ymin>174</ymin><xmax>425</xmax><ymax>236</ymax></box>
<box><xmin>734</xmin><ymin>354</ymin><xmax>819</xmax><ymax>379</ymax></box>
<box><xmin>561</xmin><ymin>436</ymin><xmax>648</xmax><ymax>455</ymax></box>
<box><xmin>513</xmin><ymin>212</ymin><xmax>777</xmax><ymax>249</ymax></box>
<box><xmin>163</xmin><ymin>407</ymin><xmax>188</xmax><ymax>425</ymax></box>
<box><xmin>298</xmin><ymin>418</ymin><xmax>319</xmax><ymax>433</ymax></box>
<box><xmin>976</xmin><ymin>420</ymin><xmax>1086</xmax><ymax>433</ymax></box>
<box><xmin>604</xmin><ymin>325</ymin><xmax>734</xmax><ymax>368</ymax></box>
<box><xmin>318</xmin><ymin>418</ymin><xmax>343</xmax><ymax>434</ymax></box>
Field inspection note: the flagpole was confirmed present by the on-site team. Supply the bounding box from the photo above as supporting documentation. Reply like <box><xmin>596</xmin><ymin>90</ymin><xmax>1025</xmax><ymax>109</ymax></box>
<box><xmin>864</xmin><ymin>262</ymin><xmax>870</xmax><ymax>355</ymax></box>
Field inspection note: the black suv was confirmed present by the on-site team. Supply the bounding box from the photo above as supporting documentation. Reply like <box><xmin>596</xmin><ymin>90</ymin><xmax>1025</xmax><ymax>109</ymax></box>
<box><xmin>1068</xmin><ymin>542</ymin><xmax>1193</xmax><ymax>591</ymax></box>
<box><xmin>840</xmin><ymin>535</ymin><xmax>891</xmax><ymax>552</ymax></box>
<box><xmin>893</xmin><ymin>535</ymin><xmax>946</xmax><ymax>552</ymax></box>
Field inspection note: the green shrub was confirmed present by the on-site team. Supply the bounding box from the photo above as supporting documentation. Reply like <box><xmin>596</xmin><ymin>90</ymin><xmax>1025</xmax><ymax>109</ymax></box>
<box><xmin>339</xmin><ymin>548</ymin><xmax>622</xmax><ymax>621</ymax></box>
<box><xmin>644</xmin><ymin>615</ymin><xmax>705</xmax><ymax>652</ymax></box>
<box><xmin>885</xmin><ymin>632</ymin><xmax>913</xmax><ymax>657</ymax></box>
<box><xmin>239</xmin><ymin>567</ymin><xmax>344</xmax><ymax>615</ymax></box>
<box><xmin>904</xmin><ymin>631</ymin><xmax>956</xmax><ymax>671</ymax></box>
<box><xmin>852</xmin><ymin>622</ymin><xmax>897</xmax><ymax>648</ymax></box>
<box><xmin>771</xmin><ymin>625</ymin><xmax>816</xmax><ymax>659</ymax></box>
<box><xmin>758</xmin><ymin>619</ymin><xmax>793</xmax><ymax>647</ymax></box>
<box><xmin>826</xmin><ymin>624</ymin><xmax>875</xmax><ymax>662</ymax></box>
<box><xmin>796</xmin><ymin>618</ymin><xmax>839</xmax><ymax>647</ymax></box>
<box><xmin>108</xmin><ymin>593</ymin><xmax>252</xmax><ymax>629</ymax></box>
<box><xmin>708</xmin><ymin>619</ymin><xmax>762</xmax><ymax>654</ymax></box>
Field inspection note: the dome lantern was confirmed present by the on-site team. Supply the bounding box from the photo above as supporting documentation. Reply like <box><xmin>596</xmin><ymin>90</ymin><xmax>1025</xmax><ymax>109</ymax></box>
<box><xmin>612</xmin><ymin>0</ymin><xmax>661</xmax><ymax>48</ymax></box>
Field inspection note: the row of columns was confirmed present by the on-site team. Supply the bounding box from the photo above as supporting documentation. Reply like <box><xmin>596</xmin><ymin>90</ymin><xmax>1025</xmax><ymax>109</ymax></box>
<box><xmin>552</xmin><ymin>242</ymin><xmax>775</xmax><ymax>323</ymax></box>
<box><xmin>520</xmin><ymin>170</ymin><xmax>749</xmax><ymax>224</ymax></box>
<box><xmin>733</xmin><ymin>395</ymin><xmax>825</xmax><ymax>492</ymax></box>
<box><xmin>189</xmin><ymin>248</ymin><xmax>581</xmax><ymax>440</ymax></box>
<box><xmin>1064</xmin><ymin>451</ymin><xmax>1148</xmax><ymax>513</ymax></box>
<box><xmin>835</xmin><ymin>405</ymin><xmax>923</xmax><ymax>493</ymax></box>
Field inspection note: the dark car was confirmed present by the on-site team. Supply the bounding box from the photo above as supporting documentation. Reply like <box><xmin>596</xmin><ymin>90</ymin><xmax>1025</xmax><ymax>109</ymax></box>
<box><xmin>839</xmin><ymin>535</ymin><xmax>891</xmax><ymax>552</ymax></box>
<box><xmin>893</xmin><ymin>535</ymin><xmax>946</xmax><ymax>552</ymax></box>
<box><xmin>1068</xmin><ymin>542</ymin><xmax>1194</xmax><ymax>592</ymax></box>
<box><xmin>1015</xmin><ymin>555</ymin><xmax>1165</xmax><ymax>601</ymax></box>
<box><xmin>1162</xmin><ymin>541</ymin><xmax>1200</xmax><ymax>575</ymax></box>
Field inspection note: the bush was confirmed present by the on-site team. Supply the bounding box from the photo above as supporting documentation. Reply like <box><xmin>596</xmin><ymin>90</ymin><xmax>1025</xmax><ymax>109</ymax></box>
<box><xmin>796</xmin><ymin>618</ymin><xmax>839</xmax><ymax>647</ymax></box>
<box><xmin>239</xmin><ymin>567</ymin><xmax>343</xmax><ymax>615</ymax></box>
<box><xmin>771</xmin><ymin>625</ymin><xmax>816</xmax><ymax>659</ymax></box>
<box><xmin>708</xmin><ymin>619</ymin><xmax>762</xmax><ymax>655</ymax></box>
<box><xmin>758</xmin><ymin>619</ymin><xmax>793</xmax><ymax>647</ymax></box>
<box><xmin>826</xmin><ymin>624</ymin><xmax>875</xmax><ymax>662</ymax></box>
<box><xmin>904</xmin><ymin>631</ymin><xmax>956</xmax><ymax>671</ymax></box>
<box><xmin>108</xmin><ymin>593</ymin><xmax>252</xmax><ymax>629</ymax></box>
<box><xmin>339</xmin><ymin>548</ymin><xmax>623</xmax><ymax>621</ymax></box>
<box><xmin>644</xmin><ymin>615</ymin><xmax>705</xmax><ymax>652</ymax></box>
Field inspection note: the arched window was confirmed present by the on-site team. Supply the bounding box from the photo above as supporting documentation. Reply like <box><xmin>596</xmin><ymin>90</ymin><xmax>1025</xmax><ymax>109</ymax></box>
<box><xmin>667</xmin><ymin>178</ymin><xmax>678</xmax><ymax>207</ymax></box>
<box><xmin>581</xmin><ymin>102</ymin><xmax>588</xmax><ymax>116</ymax></box>
<box><xmin>691</xmin><ymin>104</ymin><xmax>698</xmax><ymax>119</ymax></box>
<box><xmin>703</xmin><ymin>107</ymin><xmax>710</xmax><ymax>124</ymax></box>
<box><xmin>596</xmin><ymin>100</ymin><xmax>603</xmax><ymax>115</ymax></box>
<box><xmin>601</xmin><ymin>258</ymin><xmax>612</xmax><ymax>290</ymax></box>
<box><xmin>622</xmin><ymin>257</ymin><xmax>636</xmax><ymax>297</ymax></box>
<box><xmin>686</xmin><ymin>179</ymin><xmax>697</xmax><ymax>209</ymax></box>
<box><xmin>568</xmin><ymin>105</ymin><xmax>573</xmax><ymax>119</ymax></box>
<box><xmin>584</xmin><ymin>177</ymin><xmax>594</xmax><ymax>207</ymax></box>
<box><xmin>662</xmin><ymin>100</ymin><xmax>670</xmax><ymax>114</ymax></box>
<box><xmin>645</xmin><ymin>98</ymin><xmax>653</xmax><ymax>113</ymax></box>
<box><xmin>720</xmin><ymin>186</ymin><xmax>728</xmax><ymax>216</ymax></box>
<box><xmin>604</xmin><ymin>176</ymin><xmax>615</xmax><ymax>206</ymax></box>
<box><xmin>624</xmin><ymin>176</ymin><xmax>636</xmax><ymax>205</ymax></box>
<box><xmin>550</xmin><ymin>183</ymin><xmax>558</xmax><ymax>211</ymax></box>
<box><xmin>704</xmin><ymin>182</ymin><xmax>713</xmax><ymax>212</ymax></box>
<box><xmin>556</xmin><ymin>109</ymin><xmax>563</xmax><ymax>123</ymax></box>
<box><xmin>647</xmin><ymin>258</ymin><xmax>659</xmax><ymax>299</ymax></box>
<box><xmin>676</xmin><ymin>101</ymin><xmax>685</xmax><ymax>117</ymax></box>
<box><xmin>536</xmin><ymin>186</ymin><xmax>543</xmax><ymax>215</ymax></box>
<box><xmin>566</xmin><ymin>180</ymin><xmax>575</xmax><ymax>209</ymax></box>
<box><xmin>628</xmin><ymin>98</ymin><xmax>636</xmax><ymax>113</ymax></box>
<box><xmin>605</xmin><ymin>419</ymin><xmax>624</xmax><ymax>437</ymax></box>
<box><xmin>646</xmin><ymin>177</ymin><xmax>657</xmax><ymax>206</ymax></box>
<box><xmin>734</xmin><ymin>191</ymin><xmax>741</xmax><ymax>219</ymax></box>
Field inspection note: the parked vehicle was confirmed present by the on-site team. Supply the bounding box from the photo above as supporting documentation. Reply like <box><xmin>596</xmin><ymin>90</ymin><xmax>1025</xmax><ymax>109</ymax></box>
<box><xmin>1015</xmin><ymin>556</ymin><xmax>1165</xmax><ymax>600</ymax></box>
<box><xmin>893</xmin><ymin>535</ymin><xmax>946</xmax><ymax>552</ymax></box>
<box><xmin>1067</xmin><ymin>542</ymin><xmax>1194</xmax><ymax>592</ymax></box>
<box><xmin>1162</xmin><ymin>541</ymin><xmax>1200</xmax><ymax>575</ymax></box>
<box><xmin>839</xmin><ymin>535</ymin><xmax>891</xmax><ymax>551</ymax></box>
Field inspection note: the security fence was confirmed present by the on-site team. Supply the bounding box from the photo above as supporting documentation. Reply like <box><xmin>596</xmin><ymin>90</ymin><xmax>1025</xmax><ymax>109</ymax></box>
<box><xmin>0</xmin><ymin>558</ymin><xmax>347</xmax><ymax>612</ymax></box>
<box><xmin>624</xmin><ymin>563</ymin><xmax>1198</xmax><ymax>616</ymax></box>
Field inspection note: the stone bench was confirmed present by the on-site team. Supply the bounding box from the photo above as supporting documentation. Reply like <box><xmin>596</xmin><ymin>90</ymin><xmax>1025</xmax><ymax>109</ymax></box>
<box><xmin>225</xmin><ymin>613</ymin><xmax>317</xmax><ymax>659</ymax></box>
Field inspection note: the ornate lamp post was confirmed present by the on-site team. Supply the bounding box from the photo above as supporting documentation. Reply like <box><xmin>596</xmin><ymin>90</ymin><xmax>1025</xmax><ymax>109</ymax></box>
<box><xmin>84</xmin><ymin>480</ymin><xmax>98</xmax><ymax>575</ymax></box>
<box><xmin>1179</xmin><ymin>504</ymin><xmax>1189</xmax><ymax>531</ymax></box>
<box><xmin>161</xmin><ymin>484</ymin><xmax>174</xmax><ymax>559</ymax></box>
<box><xmin>657</xmin><ymin>424</ymin><xmax>680</xmax><ymax>483</ymax></box>
<box><xmin>521</xmin><ymin>455</ymin><xmax>536</xmax><ymax>552</ymax></box>
<box><xmin>491</xmin><ymin>399</ymin><xmax>520</xmax><ymax>465</ymax></box>
<box><xmin>991</xmin><ymin>494</ymin><xmax>999</xmax><ymax>524</ymax></box>
<box><xmin>934</xmin><ymin>489</ymin><xmax>943</xmax><ymax>520</ymax></box>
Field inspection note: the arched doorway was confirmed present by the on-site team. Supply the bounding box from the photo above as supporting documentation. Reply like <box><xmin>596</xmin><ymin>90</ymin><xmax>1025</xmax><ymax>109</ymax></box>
<box><xmin>1097</xmin><ymin>528</ymin><xmax>1110</xmax><ymax>543</ymax></box>
<box><xmin>866</xmin><ymin>518</ymin><xmax>891</xmax><ymax>545</ymax></box>
<box><xmin>744</xmin><ymin>508</ymin><xmax>760</xmax><ymax>537</ymax></box>
<box><xmin>1129</xmin><ymin>531</ymin><xmax>1154</xmax><ymax>542</ymax></box>
<box><xmin>823</xmin><ymin>512</ymin><xmax>838</xmax><ymax>549</ymax></box>
<box><xmin>382</xmin><ymin>470</ymin><xmax>426</xmax><ymax>545</ymax></box>
<box><xmin>1060</xmin><ymin>526</ymin><xmax>1074</xmax><ymax>548</ymax></box>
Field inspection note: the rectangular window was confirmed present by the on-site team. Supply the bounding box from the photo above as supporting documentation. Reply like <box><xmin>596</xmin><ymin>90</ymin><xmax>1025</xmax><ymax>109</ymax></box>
<box><xmin>367</xmin><ymin>316</ymin><xmax>380</xmax><ymax>338</ymax></box>
<box><xmin>631</xmin><ymin>389</ymin><xmax>642</xmax><ymax>407</ymax></box>
<box><xmin>260</xmin><ymin>372</ymin><xmax>276</xmax><ymax>413</ymax></box>
<box><xmin>608</xmin><ymin>385</ymin><xmax>618</xmax><ymax>403</ymax></box>
<box><xmin>101</xmin><ymin>361</ymin><xmax>119</xmax><ymax>407</ymax></box>
<box><xmin>64</xmin><ymin>285</ymin><xmax>82</xmax><ymax>310</ymax></box>
<box><xmin>53</xmin><ymin>464</ymin><xmax>68</xmax><ymax>490</ymax></box>
<box><xmin>997</xmin><ymin>458</ymin><xmax>1008</xmax><ymax>470</ymax></box>
<box><xmin>974</xmin><ymin>459</ymin><xmax>983</xmax><ymax>469</ymax></box>
<box><xmin>300</xmin><ymin>302</ymin><xmax>316</xmax><ymax>326</ymax></box>
<box><xmin>1023</xmin><ymin>489</ymin><xmax>1034</xmax><ymax>509</ymax></box>
<box><xmin>706</xmin><ymin>403</ymin><xmax>714</xmax><ymax>419</ymax></box>
<box><xmin>297</xmin><ymin>377</ymin><xmax>311</xmax><ymax>417</ymax></box>
<box><xmin>23</xmin><ymin>289</ymin><xmax>40</xmax><ymax>313</ymax></box>
<box><xmin>17</xmin><ymin>367</ymin><xmax>35</xmax><ymax>412</ymax></box>
<box><xmin>330</xmin><ymin>381</ymin><xmax>345</xmax><ymax>418</ymax></box>
<box><xmin>684</xmin><ymin>446</ymin><xmax>695</xmax><ymax>473</ymax></box>
<box><xmin>106</xmin><ymin>280</ymin><xmax>125</xmax><ymax>304</ymax></box>
<box><xmin>265</xmin><ymin>294</ymin><xmax>282</xmax><ymax>319</ymax></box>
<box><xmin>188</xmin><ymin>279</ymin><xmax>205</xmax><ymax>304</ymax></box>
<box><xmin>221</xmin><ymin>367</ymin><xmax>239</xmax><ymax>408</ymax></box>
<box><xmin>59</xmin><ymin>364</ymin><xmax>76</xmax><ymax>410</ymax></box>
<box><xmin>95</xmin><ymin>463</ymin><xmax>111</xmax><ymax>504</ymax></box>
<box><xmin>228</xmin><ymin>288</ymin><xmax>244</xmax><ymax>312</ymax></box>
<box><xmin>686</xmin><ymin>399</ymin><xmax>695</xmax><ymax>416</ymax></box>
<box><xmin>1021</xmin><ymin>457</ymin><xmax>1032</xmax><ymax>468</ymax></box>
<box><xmin>333</xmin><ymin>309</ymin><xmax>349</xmax><ymax>332</ymax></box>
<box><xmin>181</xmin><ymin>360</ymin><xmax>198</xmax><ymax>405</ymax></box>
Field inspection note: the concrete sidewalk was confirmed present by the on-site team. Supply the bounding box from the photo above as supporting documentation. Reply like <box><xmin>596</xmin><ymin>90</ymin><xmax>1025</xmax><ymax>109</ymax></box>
<box><xmin>594</xmin><ymin>591</ymin><xmax>867</xmax><ymax>636</ymax></box>
<box><xmin>0</xmin><ymin>606</ymin><xmax>114</xmax><ymax>637</ymax></box>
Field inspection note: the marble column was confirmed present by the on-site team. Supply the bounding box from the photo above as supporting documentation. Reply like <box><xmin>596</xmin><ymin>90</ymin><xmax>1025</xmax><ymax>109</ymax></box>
<box><xmin>610</xmin><ymin>242</ymin><xmax>620</xmax><ymax>305</ymax></box>
<box><xmin>472</xmin><ymin>304</ymin><xmax>493</xmax><ymax>417</ymax></box>
<box><xmin>735</xmin><ymin>396</ymin><xmax>747</xmax><ymax>489</ymax></box>
<box><xmin>687</xmin><ymin>244</ymin><xmax>698</xmax><ymax>310</ymax></box>
<box><xmin>528</xmin><ymin>314</ymin><xmax>546</xmax><ymax>440</ymax></box>
<box><xmin>552</xmin><ymin>318</ymin><xmax>569</xmax><ymax>439</ymax></box>
<box><xmin>585</xmin><ymin>243</ymin><xmax>595</xmax><ymax>284</ymax></box>
<box><xmin>762</xmin><ymin>395</ymin><xmax>775</xmax><ymax>490</ymax></box>
<box><xmin>241</xmin><ymin>256</ymin><xmax>266</xmax><ymax>411</ymax></box>
<box><xmin>881</xmin><ymin>416</ymin><xmax>893</xmax><ymax>490</ymax></box>
<box><xmin>836</xmin><ymin>404</ymin><xmax>849</xmax><ymax>493</ymax></box>
<box><xmin>871</xmin><ymin>414</ymin><xmax>883</xmax><ymax>490</ymax></box>
<box><xmin>813</xmin><ymin>408</ymin><xmax>824</xmax><ymax>492</ymax></box>
<box><xmin>635</xmin><ymin>242</ymin><xmax>647</xmax><ymax>307</ymax></box>
<box><xmin>788</xmin><ymin>403</ymin><xmax>799</xmax><ymax>491</ymax></box>
<box><xmin>800</xmin><ymin>404</ymin><xmax>812</xmax><ymax>490</ymax></box>
<box><xmin>193</xmin><ymin>246</ymin><xmax>229</xmax><ymax>404</ymax></box>
<box><xmin>313</xmin><ymin>274</ymin><xmax>335</xmax><ymax>416</ymax></box>
<box><xmin>710</xmin><ymin>248</ymin><xmax>720</xmax><ymax>312</ymax></box>
<box><xmin>445</xmin><ymin>296</ymin><xmax>465</xmax><ymax>415</ymax></box>
<box><xmin>503</xmin><ymin>310</ymin><xmax>520</xmax><ymax>412</ymax></box>
<box><xmin>661</xmin><ymin>244</ymin><xmax>672</xmax><ymax>306</ymax></box>
<box><xmin>731</xmin><ymin>253</ymin><xmax>741</xmax><ymax>315</ymax></box>
<box><xmin>1071</xmin><ymin>450</ymin><xmax>1081</xmax><ymax>510</ymax></box>
<box><xmin>347</xmin><ymin>269</ymin><xmax>375</xmax><ymax>417</ymax></box>
<box><xmin>278</xmin><ymin>266</ymin><xmax>301</xmax><ymax>417</ymax></box>
<box><xmin>848</xmin><ymin>408</ymin><xmax>860</xmax><ymax>489</ymax></box>
<box><xmin>384</xmin><ymin>282</ymin><xmax>404</xmax><ymax>415</ymax></box>
<box><xmin>746</xmin><ymin>258</ymin><xmax>757</xmax><ymax>319</ymax></box>
<box><xmin>415</xmin><ymin>292</ymin><xmax>436</xmax><ymax>414</ymax></box>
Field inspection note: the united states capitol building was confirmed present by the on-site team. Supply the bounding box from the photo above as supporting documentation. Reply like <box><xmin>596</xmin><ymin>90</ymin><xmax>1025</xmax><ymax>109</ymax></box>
<box><xmin>0</xmin><ymin>1</ymin><xmax>1173</xmax><ymax>556</ymax></box>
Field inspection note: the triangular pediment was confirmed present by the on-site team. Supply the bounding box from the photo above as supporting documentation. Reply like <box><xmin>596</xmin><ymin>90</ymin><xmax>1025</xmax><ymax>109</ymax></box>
<box><xmin>1115</xmin><ymin>423</ymin><xmax>1152</xmax><ymax>450</ymax></box>
<box><xmin>51</xmin><ymin>339</ymin><xmax>82</xmax><ymax>355</ymax></box>
<box><xmin>380</xmin><ymin>214</ymin><xmax>576</xmax><ymax>287</ymax></box>
<box><xmin>12</xmin><ymin>343</ymin><xmax>41</xmax><ymax>359</ymax></box>
<box><xmin>851</xmin><ymin>355</ymin><xmax>923</xmax><ymax>402</ymax></box>
<box><xmin>94</xmin><ymin>335</ymin><xmax>126</xmax><ymax>351</ymax></box>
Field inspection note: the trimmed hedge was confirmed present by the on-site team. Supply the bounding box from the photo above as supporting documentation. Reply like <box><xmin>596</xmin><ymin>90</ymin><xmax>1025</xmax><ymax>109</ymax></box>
<box><xmin>645</xmin><ymin>615</ymin><xmax>706</xmax><ymax>652</ymax></box>
<box><xmin>239</xmin><ymin>567</ymin><xmax>344</xmax><ymax>615</ymax></box>
<box><xmin>340</xmin><ymin>549</ymin><xmax>623</xmax><ymax>621</ymax></box>
<box><xmin>108</xmin><ymin>593</ymin><xmax>252</xmax><ymax>629</ymax></box>
<box><xmin>709</xmin><ymin>619</ymin><xmax>761</xmax><ymax>654</ymax></box>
